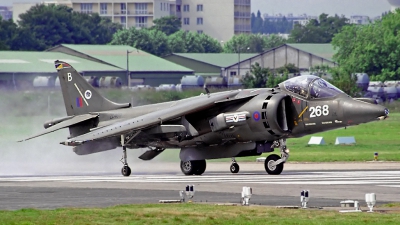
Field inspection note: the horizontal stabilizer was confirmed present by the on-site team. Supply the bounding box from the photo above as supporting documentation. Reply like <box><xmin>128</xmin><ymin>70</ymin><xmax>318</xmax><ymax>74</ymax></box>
<box><xmin>19</xmin><ymin>114</ymin><xmax>98</xmax><ymax>142</ymax></box>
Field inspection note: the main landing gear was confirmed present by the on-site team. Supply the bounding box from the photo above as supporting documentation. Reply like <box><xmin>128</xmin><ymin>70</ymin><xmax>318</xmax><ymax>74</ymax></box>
<box><xmin>264</xmin><ymin>138</ymin><xmax>289</xmax><ymax>175</ymax></box>
<box><xmin>180</xmin><ymin>160</ymin><xmax>206</xmax><ymax>175</ymax></box>
<box><xmin>120</xmin><ymin>135</ymin><xmax>131</xmax><ymax>177</ymax></box>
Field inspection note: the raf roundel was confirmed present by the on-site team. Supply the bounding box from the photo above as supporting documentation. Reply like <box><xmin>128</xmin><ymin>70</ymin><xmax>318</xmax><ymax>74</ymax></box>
<box><xmin>253</xmin><ymin>111</ymin><xmax>260</xmax><ymax>121</ymax></box>
<box><xmin>85</xmin><ymin>90</ymin><xmax>92</xmax><ymax>100</ymax></box>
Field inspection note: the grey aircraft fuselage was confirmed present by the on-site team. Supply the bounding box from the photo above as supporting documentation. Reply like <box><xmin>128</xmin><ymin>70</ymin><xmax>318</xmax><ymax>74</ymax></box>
<box><xmin>22</xmin><ymin>61</ymin><xmax>388</xmax><ymax>176</ymax></box>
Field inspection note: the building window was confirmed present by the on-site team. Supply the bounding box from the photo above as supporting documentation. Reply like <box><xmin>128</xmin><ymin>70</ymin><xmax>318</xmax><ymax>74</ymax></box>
<box><xmin>176</xmin><ymin>5</ymin><xmax>181</xmax><ymax>12</ymax></box>
<box><xmin>197</xmin><ymin>4</ymin><xmax>203</xmax><ymax>11</ymax></box>
<box><xmin>121</xmin><ymin>16</ymin><xmax>126</xmax><ymax>28</ymax></box>
<box><xmin>80</xmin><ymin>3</ymin><xmax>92</xmax><ymax>14</ymax></box>
<box><xmin>197</xmin><ymin>30</ymin><xmax>203</xmax><ymax>34</ymax></box>
<box><xmin>136</xmin><ymin>17</ymin><xmax>148</xmax><ymax>28</ymax></box>
<box><xmin>183</xmin><ymin>4</ymin><xmax>189</xmax><ymax>12</ymax></box>
<box><xmin>100</xmin><ymin>3</ymin><xmax>107</xmax><ymax>15</ymax></box>
<box><xmin>183</xmin><ymin>18</ymin><xmax>190</xmax><ymax>25</ymax></box>
<box><xmin>121</xmin><ymin>3</ymin><xmax>126</xmax><ymax>14</ymax></box>
<box><xmin>135</xmin><ymin>3</ymin><xmax>147</xmax><ymax>14</ymax></box>
<box><xmin>160</xmin><ymin>2</ymin><xmax>162</xmax><ymax>11</ymax></box>
<box><xmin>197</xmin><ymin>17</ymin><xmax>203</xmax><ymax>25</ymax></box>
<box><xmin>230</xmin><ymin>71</ymin><xmax>237</xmax><ymax>76</ymax></box>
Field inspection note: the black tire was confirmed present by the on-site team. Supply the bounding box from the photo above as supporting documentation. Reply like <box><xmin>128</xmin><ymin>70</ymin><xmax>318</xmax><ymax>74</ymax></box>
<box><xmin>181</xmin><ymin>160</ymin><xmax>195</xmax><ymax>175</ymax></box>
<box><xmin>194</xmin><ymin>160</ymin><xmax>207</xmax><ymax>175</ymax></box>
<box><xmin>264</xmin><ymin>154</ymin><xmax>284</xmax><ymax>175</ymax></box>
<box><xmin>181</xmin><ymin>160</ymin><xmax>207</xmax><ymax>175</ymax></box>
<box><xmin>230</xmin><ymin>163</ymin><xmax>240</xmax><ymax>173</ymax></box>
<box><xmin>121</xmin><ymin>165</ymin><xmax>131</xmax><ymax>176</ymax></box>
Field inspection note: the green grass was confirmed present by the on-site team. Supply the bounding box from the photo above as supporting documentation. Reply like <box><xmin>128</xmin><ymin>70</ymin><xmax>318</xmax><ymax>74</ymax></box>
<box><xmin>234</xmin><ymin>112</ymin><xmax>400</xmax><ymax>162</ymax></box>
<box><xmin>1</xmin><ymin>204</ymin><xmax>400</xmax><ymax>225</ymax></box>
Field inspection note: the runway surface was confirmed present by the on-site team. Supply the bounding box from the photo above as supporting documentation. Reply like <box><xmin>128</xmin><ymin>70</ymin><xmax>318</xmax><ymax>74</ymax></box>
<box><xmin>1</xmin><ymin>162</ymin><xmax>400</xmax><ymax>210</ymax></box>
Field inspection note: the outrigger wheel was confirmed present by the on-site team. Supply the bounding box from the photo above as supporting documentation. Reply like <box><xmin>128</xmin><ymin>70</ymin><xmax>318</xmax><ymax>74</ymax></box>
<box><xmin>230</xmin><ymin>158</ymin><xmax>239</xmax><ymax>173</ymax></box>
<box><xmin>121</xmin><ymin>165</ymin><xmax>131</xmax><ymax>176</ymax></box>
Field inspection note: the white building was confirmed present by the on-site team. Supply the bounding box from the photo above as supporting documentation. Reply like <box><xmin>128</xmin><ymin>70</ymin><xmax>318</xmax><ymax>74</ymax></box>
<box><xmin>349</xmin><ymin>15</ymin><xmax>370</xmax><ymax>25</ymax></box>
<box><xmin>179</xmin><ymin>0</ymin><xmax>251</xmax><ymax>42</ymax></box>
<box><xmin>12</xmin><ymin>0</ymin><xmax>250</xmax><ymax>42</ymax></box>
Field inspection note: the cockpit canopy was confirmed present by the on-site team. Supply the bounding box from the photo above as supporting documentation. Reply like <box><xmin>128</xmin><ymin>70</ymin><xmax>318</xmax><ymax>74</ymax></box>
<box><xmin>282</xmin><ymin>75</ymin><xmax>343</xmax><ymax>99</ymax></box>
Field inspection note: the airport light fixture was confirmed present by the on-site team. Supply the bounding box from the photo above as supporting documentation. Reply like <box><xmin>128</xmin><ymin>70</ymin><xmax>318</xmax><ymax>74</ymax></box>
<box><xmin>241</xmin><ymin>186</ymin><xmax>252</xmax><ymax>206</ymax></box>
<box><xmin>300</xmin><ymin>190</ymin><xmax>309</xmax><ymax>208</ymax></box>
<box><xmin>185</xmin><ymin>185</ymin><xmax>195</xmax><ymax>200</ymax></box>
<box><xmin>237</xmin><ymin>46</ymin><xmax>250</xmax><ymax>78</ymax></box>
<box><xmin>126</xmin><ymin>50</ymin><xmax>134</xmax><ymax>88</ymax></box>
<box><xmin>365</xmin><ymin>193</ymin><xmax>376</xmax><ymax>212</ymax></box>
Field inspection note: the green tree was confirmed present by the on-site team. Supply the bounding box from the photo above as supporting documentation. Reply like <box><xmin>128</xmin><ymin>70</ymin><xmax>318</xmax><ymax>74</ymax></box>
<box><xmin>110</xmin><ymin>27</ymin><xmax>170</xmax><ymax>56</ymax></box>
<box><xmin>241</xmin><ymin>62</ymin><xmax>271</xmax><ymax>88</ymax></box>
<box><xmin>289</xmin><ymin>13</ymin><xmax>348</xmax><ymax>43</ymax></box>
<box><xmin>0</xmin><ymin>16</ymin><xmax>18</xmax><ymax>50</ymax></box>
<box><xmin>198</xmin><ymin>33</ymin><xmax>223</xmax><ymax>53</ymax></box>
<box><xmin>332</xmin><ymin>9</ymin><xmax>400</xmax><ymax>81</ymax></box>
<box><xmin>224</xmin><ymin>34</ymin><xmax>286</xmax><ymax>53</ymax></box>
<box><xmin>167</xmin><ymin>30</ymin><xmax>222</xmax><ymax>53</ymax></box>
<box><xmin>251</xmin><ymin>11</ymin><xmax>263</xmax><ymax>33</ymax></box>
<box><xmin>17</xmin><ymin>4</ymin><xmax>121</xmax><ymax>50</ymax></box>
<box><xmin>152</xmin><ymin>15</ymin><xmax>181</xmax><ymax>35</ymax></box>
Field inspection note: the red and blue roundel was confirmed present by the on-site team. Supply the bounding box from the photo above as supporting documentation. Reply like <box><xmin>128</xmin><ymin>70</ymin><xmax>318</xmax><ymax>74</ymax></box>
<box><xmin>253</xmin><ymin>111</ymin><xmax>260</xmax><ymax>121</ymax></box>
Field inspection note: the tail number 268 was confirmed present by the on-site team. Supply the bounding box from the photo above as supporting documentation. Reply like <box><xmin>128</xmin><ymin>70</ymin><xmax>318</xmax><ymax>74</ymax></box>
<box><xmin>309</xmin><ymin>105</ymin><xmax>329</xmax><ymax>118</ymax></box>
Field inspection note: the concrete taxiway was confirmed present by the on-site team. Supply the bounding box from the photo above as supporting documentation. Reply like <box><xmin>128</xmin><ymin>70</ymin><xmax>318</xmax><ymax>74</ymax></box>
<box><xmin>1</xmin><ymin>162</ymin><xmax>400</xmax><ymax>210</ymax></box>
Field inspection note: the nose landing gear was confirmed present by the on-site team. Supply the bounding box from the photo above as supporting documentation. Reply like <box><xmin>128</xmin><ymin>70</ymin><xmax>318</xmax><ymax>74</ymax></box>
<box><xmin>265</xmin><ymin>138</ymin><xmax>289</xmax><ymax>175</ymax></box>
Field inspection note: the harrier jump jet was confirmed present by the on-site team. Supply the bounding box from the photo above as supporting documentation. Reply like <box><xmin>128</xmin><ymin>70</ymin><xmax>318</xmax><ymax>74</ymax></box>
<box><xmin>21</xmin><ymin>61</ymin><xmax>389</xmax><ymax>176</ymax></box>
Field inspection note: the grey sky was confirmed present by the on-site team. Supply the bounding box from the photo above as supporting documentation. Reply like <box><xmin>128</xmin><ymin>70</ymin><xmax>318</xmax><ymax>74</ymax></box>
<box><xmin>0</xmin><ymin>0</ymin><xmax>394</xmax><ymax>18</ymax></box>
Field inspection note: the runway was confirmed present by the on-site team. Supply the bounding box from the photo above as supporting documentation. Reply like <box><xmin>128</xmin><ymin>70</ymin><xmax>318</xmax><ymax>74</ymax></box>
<box><xmin>1</xmin><ymin>162</ymin><xmax>400</xmax><ymax>210</ymax></box>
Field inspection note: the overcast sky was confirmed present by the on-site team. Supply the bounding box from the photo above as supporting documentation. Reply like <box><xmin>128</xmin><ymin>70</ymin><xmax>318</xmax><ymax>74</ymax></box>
<box><xmin>0</xmin><ymin>0</ymin><xmax>394</xmax><ymax>18</ymax></box>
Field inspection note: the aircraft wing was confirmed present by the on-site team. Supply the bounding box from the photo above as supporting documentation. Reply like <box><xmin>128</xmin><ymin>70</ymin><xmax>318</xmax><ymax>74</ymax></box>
<box><xmin>19</xmin><ymin>114</ymin><xmax>98</xmax><ymax>142</ymax></box>
<box><xmin>63</xmin><ymin>91</ymin><xmax>248</xmax><ymax>145</ymax></box>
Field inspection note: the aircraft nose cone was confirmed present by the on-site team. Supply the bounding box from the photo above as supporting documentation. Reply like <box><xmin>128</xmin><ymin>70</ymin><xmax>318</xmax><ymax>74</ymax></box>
<box><xmin>342</xmin><ymin>100</ymin><xmax>388</xmax><ymax>125</ymax></box>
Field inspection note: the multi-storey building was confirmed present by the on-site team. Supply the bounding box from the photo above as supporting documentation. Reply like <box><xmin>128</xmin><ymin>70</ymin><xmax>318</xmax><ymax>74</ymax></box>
<box><xmin>70</xmin><ymin>0</ymin><xmax>175</xmax><ymax>29</ymax></box>
<box><xmin>12</xmin><ymin>0</ymin><xmax>250</xmax><ymax>42</ymax></box>
<box><xmin>179</xmin><ymin>0</ymin><xmax>251</xmax><ymax>42</ymax></box>
<box><xmin>0</xmin><ymin>6</ymin><xmax>13</xmax><ymax>20</ymax></box>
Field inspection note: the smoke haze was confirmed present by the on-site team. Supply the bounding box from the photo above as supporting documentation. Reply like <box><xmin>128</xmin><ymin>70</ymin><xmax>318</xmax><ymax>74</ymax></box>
<box><xmin>0</xmin><ymin>91</ymin><xmax>180</xmax><ymax>176</ymax></box>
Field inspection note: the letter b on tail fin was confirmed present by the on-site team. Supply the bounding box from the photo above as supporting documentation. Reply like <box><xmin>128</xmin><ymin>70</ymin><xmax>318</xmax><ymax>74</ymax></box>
<box><xmin>55</xmin><ymin>60</ymin><xmax>130</xmax><ymax>116</ymax></box>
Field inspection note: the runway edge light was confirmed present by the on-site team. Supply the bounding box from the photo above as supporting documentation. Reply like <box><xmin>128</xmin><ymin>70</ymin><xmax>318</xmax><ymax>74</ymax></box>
<box><xmin>300</xmin><ymin>190</ymin><xmax>309</xmax><ymax>208</ymax></box>
<box><xmin>241</xmin><ymin>186</ymin><xmax>252</xmax><ymax>206</ymax></box>
<box><xmin>365</xmin><ymin>193</ymin><xmax>376</xmax><ymax>212</ymax></box>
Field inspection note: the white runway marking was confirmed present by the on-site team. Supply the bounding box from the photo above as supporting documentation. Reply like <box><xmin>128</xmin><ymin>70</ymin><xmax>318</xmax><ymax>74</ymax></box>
<box><xmin>1</xmin><ymin>171</ymin><xmax>400</xmax><ymax>186</ymax></box>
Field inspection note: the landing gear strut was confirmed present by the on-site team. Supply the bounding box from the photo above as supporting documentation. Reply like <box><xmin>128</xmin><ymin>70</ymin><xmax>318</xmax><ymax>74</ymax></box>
<box><xmin>120</xmin><ymin>135</ymin><xmax>131</xmax><ymax>177</ymax></box>
<box><xmin>230</xmin><ymin>157</ymin><xmax>239</xmax><ymax>173</ymax></box>
<box><xmin>265</xmin><ymin>138</ymin><xmax>289</xmax><ymax>175</ymax></box>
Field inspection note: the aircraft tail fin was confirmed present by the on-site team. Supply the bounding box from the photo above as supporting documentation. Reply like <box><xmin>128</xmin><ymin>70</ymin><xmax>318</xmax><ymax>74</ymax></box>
<box><xmin>55</xmin><ymin>60</ymin><xmax>131</xmax><ymax>116</ymax></box>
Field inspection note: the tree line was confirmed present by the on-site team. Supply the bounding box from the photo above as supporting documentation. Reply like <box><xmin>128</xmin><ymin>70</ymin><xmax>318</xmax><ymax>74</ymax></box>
<box><xmin>2</xmin><ymin>4</ymin><xmax>400</xmax><ymax>94</ymax></box>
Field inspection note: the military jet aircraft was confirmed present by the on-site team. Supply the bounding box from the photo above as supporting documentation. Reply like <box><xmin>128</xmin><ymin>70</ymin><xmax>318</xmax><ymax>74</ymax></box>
<box><xmin>21</xmin><ymin>61</ymin><xmax>389</xmax><ymax>176</ymax></box>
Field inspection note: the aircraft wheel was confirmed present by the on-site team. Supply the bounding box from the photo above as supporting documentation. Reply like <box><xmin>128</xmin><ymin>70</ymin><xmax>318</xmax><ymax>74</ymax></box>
<box><xmin>121</xmin><ymin>165</ymin><xmax>131</xmax><ymax>177</ymax></box>
<box><xmin>264</xmin><ymin>154</ymin><xmax>284</xmax><ymax>175</ymax></box>
<box><xmin>230</xmin><ymin>163</ymin><xmax>240</xmax><ymax>173</ymax></box>
<box><xmin>194</xmin><ymin>160</ymin><xmax>206</xmax><ymax>175</ymax></box>
<box><xmin>181</xmin><ymin>160</ymin><xmax>206</xmax><ymax>175</ymax></box>
<box><xmin>181</xmin><ymin>160</ymin><xmax>195</xmax><ymax>175</ymax></box>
